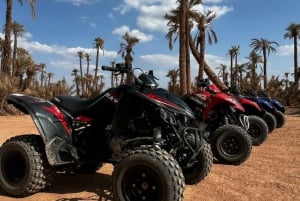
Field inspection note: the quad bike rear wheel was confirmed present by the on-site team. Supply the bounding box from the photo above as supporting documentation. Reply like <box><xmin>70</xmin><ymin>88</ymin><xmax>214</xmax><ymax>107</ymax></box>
<box><xmin>247</xmin><ymin>115</ymin><xmax>268</xmax><ymax>146</ymax></box>
<box><xmin>274</xmin><ymin>110</ymin><xmax>285</xmax><ymax>128</ymax></box>
<box><xmin>112</xmin><ymin>148</ymin><xmax>185</xmax><ymax>201</ymax></box>
<box><xmin>0</xmin><ymin>135</ymin><xmax>53</xmax><ymax>197</ymax></box>
<box><xmin>212</xmin><ymin>124</ymin><xmax>252</xmax><ymax>165</ymax></box>
<box><xmin>262</xmin><ymin>112</ymin><xmax>277</xmax><ymax>133</ymax></box>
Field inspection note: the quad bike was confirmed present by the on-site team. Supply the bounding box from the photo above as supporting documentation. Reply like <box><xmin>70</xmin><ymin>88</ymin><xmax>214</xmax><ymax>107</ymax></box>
<box><xmin>103</xmin><ymin>65</ymin><xmax>213</xmax><ymax>185</ymax></box>
<box><xmin>258</xmin><ymin>91</ymin><xmax>286</xmax><ymax>113</ymax></box>
<box><xmin>244</xmin><ymin>89</ymin><xmax>286</xmax><ymax>129</ymax></box>
<box><xmin>228</xmin><ymin>86</ymin><xmax>277</xmax><ymax>134</ymax></box>
<box><xmin>0</xmin><ymin>63</ymin><xmax>212</xmax><ymax>201</ymax></box>
<box><xmin>182</xmin><ymin>79</ymin><xmax>252</xmax><ymax>165</ymax></box>
<box><xmin>207</xmin><ymin>85</ymin><xmax>269</xmax><ymax>146</ymax></box>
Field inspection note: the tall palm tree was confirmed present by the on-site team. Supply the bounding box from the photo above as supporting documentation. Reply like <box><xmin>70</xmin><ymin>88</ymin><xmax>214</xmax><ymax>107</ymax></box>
<box><xmin>93</xmin><ymin>37</ymin><xmax>104</xmax><ymax>85</ymax></box>
<box><xmin>71</xmin><ymin>69</ymin><xmax>80</xmax><ymax>96</ymax></box>
<box><xmin>250</xmin><ymin>38</ymin><xmax>279</xmax><ymax>89</ymax></box>
<box><xmin>84</xmin><ymin>53</ymin><xmax>91</xmax><ymax>95</ymax></box>
<box><xmin>228</xmin><ymin>45</ymin><xmax>240</xmax><ymax>86</ymax></box>
<box><xmin>11</xmin><ymin>21</ymin><xmax>25</xmax><ymax>76</ymax></box>
<box><xmin>77</xmin><ymin>50</ymin><xmax>84</xmax><ymax>96</ymax></box>
<box><xmin>178</xmin><ymin>0</ymin><xmax>188</xmax><ymax>95</ymax></box>
<box><xmin>165</xmin><ymin>0</ymin><xmax>202</xmax><ymax>94</ymax></box>
<box><xmin>1</xmin><ymin>0</ymin><xmax>36</xmax><ymax>76</ymax></box>
<box><xmin>118</xmin><ymin>32</ymin><xmax>139</xmax><ymax>84</ymax></box>
<box><xmin>284</xmin><ymin>23</ymin><xmax>300</xmax><ymax>85</ymax></box>
<box><xmin>194</xmin><ymin>9</ymin><xmax>217</xmax><ymax>82</ymax></box>
<box><xmin>39</xmin><ymin>63</ymin><xmax>45</xmax><ymax>88</ymax></box>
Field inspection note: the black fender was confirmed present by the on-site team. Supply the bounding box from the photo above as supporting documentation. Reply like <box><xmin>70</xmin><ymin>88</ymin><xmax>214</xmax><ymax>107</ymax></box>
<box><xmin>7</xmin><ymin>93</ymin><xmax>79</xmax><ymax>166</ymax></box>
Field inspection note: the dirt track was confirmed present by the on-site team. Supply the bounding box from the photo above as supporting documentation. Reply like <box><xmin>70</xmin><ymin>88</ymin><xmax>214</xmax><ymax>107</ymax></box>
<box><xmin>0</xmin><ymin>111</ymin><xmax>299</xmax><ymax>201</ymax></box>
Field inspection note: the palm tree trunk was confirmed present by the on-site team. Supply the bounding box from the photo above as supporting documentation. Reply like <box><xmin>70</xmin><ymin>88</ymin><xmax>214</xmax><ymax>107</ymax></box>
<box><xmin>179</xmin><ymin>0</ymin><xmax>187</xmax><ymax>95</ymax></box>
<box><xmin>1</xmin><ymin>0</ymin><xmax>12</xmax><ymax>75</ymax></box>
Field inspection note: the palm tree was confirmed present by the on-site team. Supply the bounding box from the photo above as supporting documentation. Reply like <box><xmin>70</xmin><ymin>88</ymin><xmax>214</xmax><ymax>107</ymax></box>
<box><xmin>246</xmin><ymin>51</ymin><xmax>263</xmax><ymax>81</ymax></box>
<box><xmin>118</xmin><ymin>32</ymin><xmax>139</xmax><ymax>84</ymax></box>
<box><xmin>71</xmin><ymin>69</ymin><xmax>80</xmax><ymax>96</ymax></box>
<box><xmin>178</xmin><ymin>0</ymin><xmax>188</xmax><ymax>95</ymax></box>
<box><xmin>39</xmin><ymin>63</ymin><xmax>45</xmax><ymax>88</ymax></box>
<box><xmin>77</xmin><ymin>50</ymin><xmax>84</xmax><ymax>96</ymax></box>
<box><xmin>84</xmin><ymin>52</ymin><xmax>91</xmax><ymax>94</ymax></box>
<box><xmin>216</xmin><ymin>64</ymin><xmax>228</xmax><ymax>84</ymax></box>
<box><xmin>14</xmin><ymin>47</ymin><xmax>34</xmax><ymax>88</ymax></box>
<box><xmin>1</xmin><ymin>0</ymin><xmax>36</xmax><ymax>76</ymax></box>
<box><xmin>47</xmin><ymin>72</ymin><xmax>54</xmax><ymax>87</ymax></box>
<box><xmin>250</xmin><ymin>38</ymin><xmax>279</xmax><ymax>89</ymax></box>
<box><xmin>284</xmin><ymin>23</ymin><xmax>300</xmax><ymax>86</ymax></box>
<box><xmin>194</xmin><ymin>9</ymin><xmax>217</xmax><ymax>82</ymax></box>
<box><xmin>166</xmin><ymin>68</ymin><xmax>180</xmax><ymax>93</ymax></box>
<box><xmin>11</xmin><ymin>21</ymin><xmax>25</xmax><ymax>76</ymax></box>
<box><xmin>228</xmin><ymin>45</ymin><xmax>240</xmax><ymax>86</ymax></box>
<box><xmin>165</xmin><ymin>0</ymin><xmax>202</xmax><ymax>94</ymax></box>
<box><xmin>93</xmin><ymin>37</ymin><xmax>104</xmax><ymax>85</ymax></box>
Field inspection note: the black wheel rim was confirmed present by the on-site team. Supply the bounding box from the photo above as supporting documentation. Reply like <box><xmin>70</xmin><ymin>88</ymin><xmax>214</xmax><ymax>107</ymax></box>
<box><xmin>2</xmin><ymin>151</ymin><xmax>27</xmax><ymax>185</ymax></box>
<box><xmin>122</xmin><ymin>165</ymin><xmax>163</xmax><ymax>201</ymax></box>
<box><xmin>248</xmin><ymin>124</ymin><xmax>260</xmax><ymax>138</ymax></box>
<box><xmin>220</xmin><ymin>134</ymin><xmax>244</xmax><ymax>156</ymax></box>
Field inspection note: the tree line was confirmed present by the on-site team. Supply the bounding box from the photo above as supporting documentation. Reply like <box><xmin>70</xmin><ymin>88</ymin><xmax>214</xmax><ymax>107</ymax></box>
<box><xmin>0</xmin><ymin>0</ymin><xmax>299</xmax><ymax>115</ymax></box>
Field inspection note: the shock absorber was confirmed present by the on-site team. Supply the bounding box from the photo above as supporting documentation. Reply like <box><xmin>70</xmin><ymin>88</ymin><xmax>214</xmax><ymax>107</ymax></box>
<box><xmin>223</xmin><ymin>116</ymin><xmax>229</xmax><ymax>125</ymax></box>
<box><xmin>153</xmin><ymin>127</ymin><xmax>162</xmax><ymax>147</ymax></box>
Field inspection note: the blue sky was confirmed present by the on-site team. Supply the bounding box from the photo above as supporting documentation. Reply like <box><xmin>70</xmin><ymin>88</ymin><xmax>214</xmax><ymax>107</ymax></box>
<box><xmin>0</xmin><ymin>0</ymin><xmax>299</xmax><ymax>89</ymax></box>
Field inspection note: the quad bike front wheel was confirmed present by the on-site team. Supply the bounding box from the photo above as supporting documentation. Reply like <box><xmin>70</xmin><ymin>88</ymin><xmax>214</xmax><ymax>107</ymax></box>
<box><xmin>212</xmin><ymin>124</ymin><xmax>252</xmax><ymax>165</ymax></box>
<box><xmin>0</xmin><ymin>135</ymin><xmax>53</xmax><ymax>197</ymax></box>
<box><xmin>247</xmin><ymin>115</ymin><xmax>268</xmax><ymax>146</ymax></box>
<box><xmin>112</xmin><ymin>148</ymin><xmax>185</xmax><ymax>201</ymax></box>
<box><xmin>274</xmin><ymin>110</ymin><xmax>285</xmax><ymax>128</ymax></box>
<box><xmin>182</xmin><ymin>140</ymin><xmax>213</xmax><ymax>185</ymax></box>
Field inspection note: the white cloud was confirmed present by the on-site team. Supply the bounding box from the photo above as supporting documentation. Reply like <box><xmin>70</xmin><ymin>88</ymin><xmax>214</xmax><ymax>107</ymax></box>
<box><xmin>277</xmin><ymin>44</ymin><xmax>296</xmax><ymax>56</ymax></box>
<box><xmin>55</xmin><ymin>0</ymin><xmax>101</xmax><ymax>6</ymax></box>
<box><xmin>112</xmin><ymin>25</ymin><xmax>153</xmax><ymax>43</ymax></box>
<box><xmin>115</xmin><ymin>0</ymin><xmax>233</xmax><ymax>33</ymax></box>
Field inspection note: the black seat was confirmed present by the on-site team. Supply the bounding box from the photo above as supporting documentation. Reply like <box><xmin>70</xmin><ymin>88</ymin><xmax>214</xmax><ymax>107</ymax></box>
<box><xmin>51</xmin><ymin>95</ymin><xmax>96</xmax><ymax>115</ymax></box>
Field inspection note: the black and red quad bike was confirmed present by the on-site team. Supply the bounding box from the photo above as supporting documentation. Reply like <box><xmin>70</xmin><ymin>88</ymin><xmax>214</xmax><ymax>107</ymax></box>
<box><xmin>101</xmin><ymin>64</ymin><xmax>213</xmax><ymax>185</ymax></box>
<box><xmin>0</xmin><ymin>64</ymin><xmax>209</xmax><ymax>201</ymax></box>
<box><xmin>182</xmin><ymin>79</ymin><xmax>252</xmax><ymax>165</ymax></box>
<box><xmin>228</xmin><ymin>86</ymin><xmax>277</xmax><ymax>133</ymax></box>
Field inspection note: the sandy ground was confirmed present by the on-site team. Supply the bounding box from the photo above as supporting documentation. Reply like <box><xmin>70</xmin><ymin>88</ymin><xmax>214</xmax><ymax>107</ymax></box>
<box><xmin>0</xmin><ymin>110</ymin><xmax>299</xmax><ymax>201</ymax></box>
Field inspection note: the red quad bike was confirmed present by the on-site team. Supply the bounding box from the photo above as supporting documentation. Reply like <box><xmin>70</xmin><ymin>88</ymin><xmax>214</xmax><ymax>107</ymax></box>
<box><xmin>210</xmin><ymin>85</ymin><xmax>269</xmax><ymax>146</ymax></box>
<box><xmin>0</xmin><ymin>64</ymin><xmax>211</xmax><ymax>201</ymax></box>
<box><xmin>228</xmin><ymin>86</ymin><xmax>277</xmax><ymax>134</ymax></box>
<box><xmin>182</xmin><ymin>79</ymin><xmax>252</xmax><ymax>165</ymax></box>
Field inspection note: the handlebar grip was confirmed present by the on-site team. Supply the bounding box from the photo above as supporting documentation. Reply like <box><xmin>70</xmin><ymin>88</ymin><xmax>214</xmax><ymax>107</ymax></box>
<box><xmin>101</xmin><ymin>66</ymin><xmax>118</xmax><ymax>72</ymax></box>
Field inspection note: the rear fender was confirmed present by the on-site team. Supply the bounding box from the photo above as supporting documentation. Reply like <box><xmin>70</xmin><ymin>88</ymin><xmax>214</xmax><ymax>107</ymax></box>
<box><xmin>7</xmin><ymin>93</ymin><xmax>77</xmax><ymax>166</ymax></box>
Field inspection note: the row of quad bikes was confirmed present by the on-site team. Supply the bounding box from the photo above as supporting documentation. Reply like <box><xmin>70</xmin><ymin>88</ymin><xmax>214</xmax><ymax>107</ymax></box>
<box><xmin>0</xmin><ymin>63</ymin><xmax>285</xmax><ymax>201</ymax></box>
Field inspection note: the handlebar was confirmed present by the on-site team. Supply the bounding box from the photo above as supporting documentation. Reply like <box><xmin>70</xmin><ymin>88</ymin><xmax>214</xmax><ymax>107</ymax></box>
<box><xmin>101</xmin><ymin>63</ymin><xmax>132</xmax><ymax>73</ymax></box>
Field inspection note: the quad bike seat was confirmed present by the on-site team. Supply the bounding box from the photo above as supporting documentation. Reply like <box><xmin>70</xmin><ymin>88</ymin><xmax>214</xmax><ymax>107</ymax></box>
<box><xmin>51</xmin><ymin>89</ymin><xmax>116</xmax><ymax>117</ymax></box>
